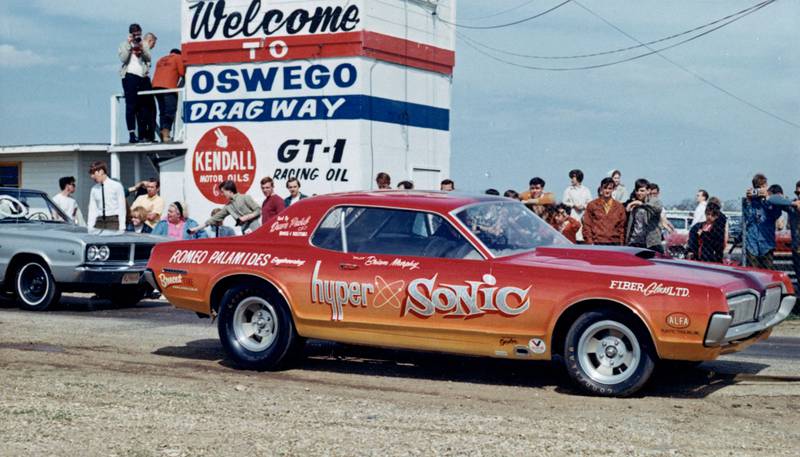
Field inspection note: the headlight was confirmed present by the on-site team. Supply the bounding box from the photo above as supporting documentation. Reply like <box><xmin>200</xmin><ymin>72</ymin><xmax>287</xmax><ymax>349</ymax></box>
<box><xmin>761</xmin><ymin>287</ymin><xmax>782</xmax><ymax>319</ymax></box>
<box><xmin>87</xmin><ymin>245</ymin><xmax>110</xmax><ymax>262</ymax></box>
<box><xmin>727</xmin><ymin>293</ymin><xmax>758</xmax><ymax>326</ymax></box>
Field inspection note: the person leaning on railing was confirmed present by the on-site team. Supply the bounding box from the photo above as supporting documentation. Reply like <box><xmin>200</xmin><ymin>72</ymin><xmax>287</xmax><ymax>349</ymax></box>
<box><xmin>188</xmin><ymin>180</ymin><xmax>261</xmax><ymax>236</ymax></box>
<box><xmin>151</xmin><ymin>48</ymin><xmax>185</xmax><ymax>142</ymax></box>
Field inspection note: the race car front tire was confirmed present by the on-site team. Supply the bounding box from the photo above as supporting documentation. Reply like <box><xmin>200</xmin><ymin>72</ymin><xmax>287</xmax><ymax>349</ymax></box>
<box><xmin>217</xmin><ymin>285</ymin><xmax>299</xmax><ymax>371</ymax></box>
<box><xmin>564</xmin><ymin>309</ymin><xmax>655</xmax><ymax>397</ymax></box>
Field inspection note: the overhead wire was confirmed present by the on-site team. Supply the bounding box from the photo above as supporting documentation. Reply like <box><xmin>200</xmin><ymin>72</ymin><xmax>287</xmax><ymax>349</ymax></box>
<box><xmin>454</xmin><ymin>0</ymin><xmax>776</xmax><ymax>71</ymax></box>
<box><xmin>571</xmin><ymin>0</ymin><xmax>800</xmax><ymax>129</ymax></box>
<box><xmin>434</xmin><ymin>0</ymin><xmax>572</xmax><ymax>30</ymax></box>
<box><xmin>460</xmin><ymin>0</ymin><xmax>541</xmax><ymax>21</ymax></box>
<box><xmin>462</xmin><ymin>0</ymin><xmax>774</xmax><ymax>60</ymax></box>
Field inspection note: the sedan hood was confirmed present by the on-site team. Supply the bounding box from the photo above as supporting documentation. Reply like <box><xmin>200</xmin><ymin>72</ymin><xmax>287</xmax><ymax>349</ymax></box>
<box><xmin>0</xmin><ymin>222</ymin><xmax>166</xmax><ymax>243</ymax></box>
<box><xmin>508</xmin><ymin>245</ymin><xmax>778</xmax><ymax>292</ymax></box>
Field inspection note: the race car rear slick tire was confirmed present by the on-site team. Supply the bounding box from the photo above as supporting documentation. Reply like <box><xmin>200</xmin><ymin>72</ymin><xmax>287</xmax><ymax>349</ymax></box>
<box><xmin>14</xmin><ymin>261</ymin><xmax>61</xmax><ymax>311</ymax></box>
<box><xmin>564</xmin><ymin>309</ymin><xmax>655</xmax><ymax>397</ymax></box>
<box><xmin>217</xmin><ymin>285</ymin><xmax>299</xmax><ymax>371</ymax></box>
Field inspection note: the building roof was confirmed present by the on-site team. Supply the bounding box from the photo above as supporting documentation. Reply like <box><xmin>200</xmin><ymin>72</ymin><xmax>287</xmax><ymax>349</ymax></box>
<box><xmin>0</xmin><ymin>144</ymin><xmax>109</xmax><ymax>155</ymax></box>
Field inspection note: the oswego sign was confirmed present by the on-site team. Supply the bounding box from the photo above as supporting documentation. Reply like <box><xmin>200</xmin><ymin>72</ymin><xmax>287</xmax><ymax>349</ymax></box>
<box><xmin>188</xmin><ymin>0</ymin><xmax>360</xmax><ymax>40</ymax></box>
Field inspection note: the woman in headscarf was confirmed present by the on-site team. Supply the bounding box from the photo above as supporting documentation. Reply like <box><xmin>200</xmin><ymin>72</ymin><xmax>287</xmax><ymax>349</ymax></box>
<box><xmin>153</xmin><ymin>201</ymin><xmax>207</xmax><ymax>240</ymax></box>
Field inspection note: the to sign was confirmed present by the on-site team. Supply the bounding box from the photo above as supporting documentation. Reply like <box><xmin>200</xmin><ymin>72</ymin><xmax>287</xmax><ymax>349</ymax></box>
<box><xmin>193</xmin><ymin>126</ymin><xmax>257</xmax><ymax>204</ymax></box>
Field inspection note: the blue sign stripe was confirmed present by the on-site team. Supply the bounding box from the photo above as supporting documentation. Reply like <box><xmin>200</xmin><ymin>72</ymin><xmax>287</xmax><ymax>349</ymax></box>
<box><xmin>183</xmin><ymin>95</ymin><xmax>450</xmax><ymax>131</ymax></box>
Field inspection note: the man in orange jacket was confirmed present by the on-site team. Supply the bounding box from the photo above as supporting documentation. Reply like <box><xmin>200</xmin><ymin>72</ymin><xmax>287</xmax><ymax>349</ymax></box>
<box><xmin>151</xmin><ymin>48</ymin><xmax>185</xmax><ymax>142</ymax></box>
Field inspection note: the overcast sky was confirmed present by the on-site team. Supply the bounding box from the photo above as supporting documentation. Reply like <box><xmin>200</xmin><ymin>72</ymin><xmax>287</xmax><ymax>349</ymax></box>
<box><xmin>0</xmin><ymin>0</ymin><xmax>797</xmax><ymax>204</ymax></box>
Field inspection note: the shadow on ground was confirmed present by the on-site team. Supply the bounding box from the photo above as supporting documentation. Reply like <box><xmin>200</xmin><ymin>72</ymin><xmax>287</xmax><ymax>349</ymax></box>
<box><xmin>154</xmin><ymin>338</ymin><xmax>774</xmax><ymax>398</ymax></box>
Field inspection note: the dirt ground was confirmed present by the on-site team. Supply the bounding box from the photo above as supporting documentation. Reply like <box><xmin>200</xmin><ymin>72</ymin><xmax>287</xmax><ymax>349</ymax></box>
<box><xmin>1</xmin><ymin>296</ymin><xmax>799</xmax><ymax>457</ymax></box>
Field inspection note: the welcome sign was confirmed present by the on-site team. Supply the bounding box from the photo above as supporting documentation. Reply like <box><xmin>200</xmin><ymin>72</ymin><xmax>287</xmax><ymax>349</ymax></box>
<box><xmin>180</xmin><ymin>0</ymin><xmax>456</xmax><ymax>221</ymax></box>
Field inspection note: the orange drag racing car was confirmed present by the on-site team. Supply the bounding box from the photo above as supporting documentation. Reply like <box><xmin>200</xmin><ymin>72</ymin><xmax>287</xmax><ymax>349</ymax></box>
<box><xmin>145</xmin><ymin>192</ymin><xmax>796</xmax><ymax>396</ymax></box>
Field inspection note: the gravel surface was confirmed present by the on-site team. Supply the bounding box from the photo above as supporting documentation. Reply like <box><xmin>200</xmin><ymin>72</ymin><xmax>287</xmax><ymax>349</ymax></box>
<box><xmin>1</xmin><ymin>296</ymin><xmax>799</xmax><ymax>456</ymax></box>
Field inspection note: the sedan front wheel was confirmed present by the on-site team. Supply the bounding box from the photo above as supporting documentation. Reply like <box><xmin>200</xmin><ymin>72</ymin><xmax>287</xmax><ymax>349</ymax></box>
<box><xmin>14</xmin><ymin>261</ymin><xmax>61</xmax><ymax>311</ymax></box>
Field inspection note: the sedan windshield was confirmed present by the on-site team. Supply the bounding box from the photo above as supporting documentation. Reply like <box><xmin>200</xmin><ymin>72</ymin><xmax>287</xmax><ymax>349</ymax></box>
<box><xmin>0</xmin><ymin>190</ymin><xmax>69</xmax><ymax>223</ymax></box>
<box><xmin>454</xmin><ymin>201</ymin><xmax>569</xmax><ymax>257</ymax></box>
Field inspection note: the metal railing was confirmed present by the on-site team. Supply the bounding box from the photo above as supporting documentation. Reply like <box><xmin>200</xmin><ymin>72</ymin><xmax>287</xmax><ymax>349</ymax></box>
<box><xmin>110</xmin><ymin>88</ymin><xmax>185</xmax><ymax>145</ymax></box>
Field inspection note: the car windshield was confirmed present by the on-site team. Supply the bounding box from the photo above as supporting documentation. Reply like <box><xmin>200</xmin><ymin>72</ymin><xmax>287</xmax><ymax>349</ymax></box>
<box><xmin>454</xmin><ymin>201</ymin><xmax>569</xmax><ymax>257</ymax></box>
<box><xmin>668</xmin><ymin>218</ymin><xmax>687</xmax><ymax>230</ymax></box>
<box><xmin>0</xmin><ymin>190</ymin><xmax>69</xmax><ymax>224</ymax></box>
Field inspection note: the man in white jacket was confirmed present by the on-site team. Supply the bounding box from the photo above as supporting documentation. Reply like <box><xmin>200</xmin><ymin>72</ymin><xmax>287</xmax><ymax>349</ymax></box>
<box><xmin>562</xmin><ymin>169</ymin><xmax>592</xmax><ymax>242</ymax></box>
<box><xmin>87</xmin><ymin>161</ymin><xmax>126</xmax><ymax>232</ymax></box>
<box><xmin>692</xmin><ymin>189</ymin><xmax>709</xmax><ymax>226</ymax></box>
<box><xmin>52</xmin><ymin>176</ymin><xmax>85</xmax><ymax>225</ymax></box>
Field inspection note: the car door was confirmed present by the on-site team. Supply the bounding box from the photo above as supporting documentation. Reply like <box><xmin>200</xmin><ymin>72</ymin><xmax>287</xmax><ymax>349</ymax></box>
<box><xmin>309</xmin><ymin>204</ymin><xmax>537</xmax><ymax>355</ymax></box>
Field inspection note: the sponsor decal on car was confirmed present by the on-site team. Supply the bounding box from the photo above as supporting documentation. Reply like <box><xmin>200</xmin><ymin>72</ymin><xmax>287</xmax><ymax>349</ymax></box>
<box><xmin>528</xmin><ymin>338</ymin><xmax>546</xmax><ymax>354</ymax></box>
<box><xmin>609</xmin><ymin>280</ymin><xmax>690</xmax><ymax>298</ymax></box>
<box><xmin>158</xmin><ymin>272</ymin><xmax>198</xmax><ymax>292</ymax></box>
<box><xmin>404</xmin><ymin>274</ymin><xmax>530</xmax><ymax>318</ymax></box>
<box><xmin>168</xmin><ymin>249</ymin><xmax>305</xmax><ymax>267</ymax></box>
<box><xmin>499</xmin><ymin>337</ymin><xmax>518</xmax><ymax>346</ymax></box>
<box><xmin>311</xmin><ymin>261</ymin><xmax>374</xmax><ymax>321</ymax></box>
<box><xmin>309</xmin><ymin>262</ymin><xmax>531</xmax><ymax>321</ymax></box>
<box><xmin>666</xmin><ymin>312</ymin><xmax>691</xmax><ymax>329</ymax></box>
<box><xmin>270</xmin><ymin>215</ymin><xmax>311</xmax><ymax>237</ymax></box>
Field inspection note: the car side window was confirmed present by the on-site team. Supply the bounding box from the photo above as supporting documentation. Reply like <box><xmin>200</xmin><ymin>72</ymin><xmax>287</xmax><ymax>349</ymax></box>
<box><xmin>311</xmin><ymin>206</ymin><xmax>480</xmax><ymax>259</ymax></box>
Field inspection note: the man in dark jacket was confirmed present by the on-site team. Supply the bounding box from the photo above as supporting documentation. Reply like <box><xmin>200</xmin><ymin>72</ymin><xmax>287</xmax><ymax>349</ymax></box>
<box><xmin>625</xmin><ymin>178</ymin><xmax>664</xmax><ymax>253</ymax></box>
<box><xmin>687</xmin><ymin>203</ymin><xmax>725</xmax><ymax>263</ymax></box>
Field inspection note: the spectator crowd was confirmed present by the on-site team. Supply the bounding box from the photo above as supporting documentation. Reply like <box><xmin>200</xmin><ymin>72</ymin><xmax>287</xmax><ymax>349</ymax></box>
<box><xmin>49</xmin><ymin>159</ymin><xmax>799</xmax><ymax>287</ymax></box>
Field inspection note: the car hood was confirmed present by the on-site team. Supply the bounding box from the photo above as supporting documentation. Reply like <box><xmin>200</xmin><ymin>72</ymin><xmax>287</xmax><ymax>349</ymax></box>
<box><xmin>0</xmin><ymin>222</ymin><xmax>166</xmax><ymax>244</ymax></box>
<box><xmin>506</xmin><ymin>245</ymin><xmax>778</xmax><ymax>292</ymax></box>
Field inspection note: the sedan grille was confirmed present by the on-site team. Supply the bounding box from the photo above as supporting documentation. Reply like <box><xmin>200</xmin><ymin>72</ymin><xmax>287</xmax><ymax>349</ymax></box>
<box><xmin>107</xmin><ymin>244</ymin><xmax>132</xmax><ymax>262</ymax></box>
<box><xmin>134</xmin><ymin>244</ymin><xmax>154</xmax><ymax>261</ymax></box>
<box><xmin>87</xmin><ymin>243</ymin><xmax>155</xmax><ymax>264</ymax></box>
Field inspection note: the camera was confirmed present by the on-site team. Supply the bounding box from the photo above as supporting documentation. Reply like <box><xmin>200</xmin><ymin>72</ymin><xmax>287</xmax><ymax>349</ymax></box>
<box><xmin>749</xmin><ymin>188</ymin><xmax>764</xmax><ymax>199</ymax></box>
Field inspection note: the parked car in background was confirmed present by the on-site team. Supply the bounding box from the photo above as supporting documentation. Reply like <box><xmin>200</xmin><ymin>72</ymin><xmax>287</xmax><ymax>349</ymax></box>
<box><xmin>0</xmin><ymin>188</ymin><xmax>161</xmax><ymax>311</ymax></box>
<box><xmin>665</xmin><ymin>210</ymin><xmax>693</xmax><ymax>235</ymax></box>
<box><xmin>147</xmin><ymin>191</ymin><xmax>795</xmax><ymax>397</ymax></box>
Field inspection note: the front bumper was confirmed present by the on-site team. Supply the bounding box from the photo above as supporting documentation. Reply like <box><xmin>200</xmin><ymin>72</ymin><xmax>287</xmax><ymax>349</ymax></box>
<box><xmin>705</xmin><ymin>295</ymin><xmax>797</xmax><ymax>346</ymax></box>
<box><xmin>56</xmin><ymin>264</ymin><xmax>151</xmax><ymax>291</ymax></box>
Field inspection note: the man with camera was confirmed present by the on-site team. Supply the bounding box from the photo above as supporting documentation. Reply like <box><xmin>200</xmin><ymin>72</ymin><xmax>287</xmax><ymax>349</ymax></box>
<box><xmin>743</xmin><ymin>173</ymin><xmax>783</xmax><ymax>269</ymax></box>
<box><xmin>118</xmin><ymin>23</ymin><xmax>152</xmax><ymax>144</ymax></box>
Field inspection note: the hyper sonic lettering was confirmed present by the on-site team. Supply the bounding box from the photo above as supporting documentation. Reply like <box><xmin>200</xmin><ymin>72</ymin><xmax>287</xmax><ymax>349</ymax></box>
<box><xmin>405</xmin><ymin>274</ymin><xmax>531</xmax><ymax>318</ymax></box>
